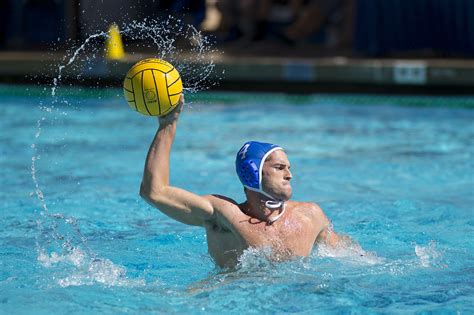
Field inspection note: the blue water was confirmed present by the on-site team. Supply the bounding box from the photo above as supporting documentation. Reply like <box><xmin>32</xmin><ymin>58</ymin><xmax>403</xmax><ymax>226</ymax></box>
<box><xmin>1</xmin><ymin>87</ymin><xmax>473</xmax><ymax>314</ymax></box>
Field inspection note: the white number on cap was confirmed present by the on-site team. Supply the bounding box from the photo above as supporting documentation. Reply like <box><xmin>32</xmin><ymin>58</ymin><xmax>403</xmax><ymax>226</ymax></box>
<box><xmin>238</xmin><ymin>144</ymin><xmax>250</xmax><ymax>160</ymax></box>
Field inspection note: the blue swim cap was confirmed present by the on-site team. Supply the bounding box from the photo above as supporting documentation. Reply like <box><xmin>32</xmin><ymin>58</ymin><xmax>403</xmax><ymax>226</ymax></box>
<box><xmin>235</xmin><ymin>141</ymin><xmax>283</xmax><ymax>199</ymax></box>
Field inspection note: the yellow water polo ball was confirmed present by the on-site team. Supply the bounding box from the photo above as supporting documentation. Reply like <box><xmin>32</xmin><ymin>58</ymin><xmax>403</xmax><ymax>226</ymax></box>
<box><xmin>123</xmin><ymin>58</ymin><xmax>183</xmax><ymax>116</ymax></box>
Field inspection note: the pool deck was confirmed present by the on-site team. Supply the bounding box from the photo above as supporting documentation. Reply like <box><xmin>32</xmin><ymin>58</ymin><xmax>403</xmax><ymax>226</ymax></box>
<box><xmin>0</xmin><ymin>51</ymin><xmax>473</xmax><ymax>93</ymax></box>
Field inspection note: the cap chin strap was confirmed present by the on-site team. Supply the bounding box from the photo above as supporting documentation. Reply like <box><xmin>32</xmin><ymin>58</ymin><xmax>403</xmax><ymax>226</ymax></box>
<box><xmin>265</xmin><ymin>200</ymin><xmax>286</xmax><ymax>225</ymax></box>
<box><xmin>244</xmin><ymin>185</ymin><xmax>286</xmax><ymax>225</ymax></box>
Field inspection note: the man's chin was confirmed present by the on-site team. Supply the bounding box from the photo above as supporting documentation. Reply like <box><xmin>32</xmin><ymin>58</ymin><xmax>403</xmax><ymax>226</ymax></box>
<box><xmin>262</xmin><ymin>186</ymin><xmax>292</xmax><ymax>201</ymax></box>
<box><xmin>276</xmin><ymin>189</ymin><xmax>292</xmax><ymax>201</ymax></box>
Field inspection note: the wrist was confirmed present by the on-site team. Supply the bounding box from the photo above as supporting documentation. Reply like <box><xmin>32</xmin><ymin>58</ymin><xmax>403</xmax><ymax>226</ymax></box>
<box><xmin>158</xmin><ymin>117</ymin><xmax>177</xmax><ymax>128</ymax></box>
<box><xmin>158</xmin><ymin>121</ymin><xmax>177</xmax><ymax>136</ymax></box>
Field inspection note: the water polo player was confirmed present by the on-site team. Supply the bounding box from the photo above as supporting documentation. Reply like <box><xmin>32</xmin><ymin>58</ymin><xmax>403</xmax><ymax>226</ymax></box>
<box><xmin>140</xmin><ymin>95</ymin><xmax>346</xmax><ymax>268</ymax></box>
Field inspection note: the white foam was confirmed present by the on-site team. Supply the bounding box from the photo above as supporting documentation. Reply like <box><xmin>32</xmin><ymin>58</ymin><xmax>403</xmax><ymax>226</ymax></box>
<box><xmin>37</xmin><ymin>248</ymin><xmax>144</xmax><ymax>288</ymax></box>
<box><xmin>315</xmin><ymin>241</ymin><xmax>383</xmax><ymax>265</ymax></box>
<box><xmin>237</xmin><ymin>246</ymin><xmax>275</xmax><ymax>270</ymax></box>
<box><xmin>38</xmin><ymin>247</ymin><xmax>85</xmax><ymax>268</ymax></box>
<box><xmin>57</xmin><ymin>258</ymin><xmax>145</xmax><ymax>288</ymax></box>
<box><xmin>415</xmin><ymin>240</ymin><xmax>444</xmax><ymax>268</ymax></box>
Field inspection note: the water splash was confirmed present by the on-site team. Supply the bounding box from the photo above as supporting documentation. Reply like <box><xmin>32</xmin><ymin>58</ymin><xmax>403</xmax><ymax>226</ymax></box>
<box><xmin>315</xmin><ymin>238</ymin><xmax>383</xmax><ymax>265</ymax></box>
<box><xmin>51</xmin><ymin>32</ymin><xmax>107</xmax><ymax>97</ymax></box>
<box><xmin>38</xmin><ymin>247</ymin><xmax>144</xmax><ymax>287</ymax></box>
<box><xmin>415</xmin><ymin>240</ymin><xmax>445</xmax><ymax>268</ymax></box>
<box><xmin>236</xmin><ymin>246</ymin><xmax>277</xmax><ymax>270</ymax></box>
<box><xmin>52</xmin><ymin>16</ymin><xmax>222</xmax><ymax>100</ymax></box>
<box><xmin>31</xmin><ymin>16</ymin><xmax>221</xmax><ymax>287</ymax></box>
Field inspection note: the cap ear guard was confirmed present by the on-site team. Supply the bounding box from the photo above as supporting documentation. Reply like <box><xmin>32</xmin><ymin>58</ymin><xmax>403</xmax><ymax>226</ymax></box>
<box><xmin>238</xmin><ymin>159</ymin><xmax>259</xmax><ymax>188</ymax></box>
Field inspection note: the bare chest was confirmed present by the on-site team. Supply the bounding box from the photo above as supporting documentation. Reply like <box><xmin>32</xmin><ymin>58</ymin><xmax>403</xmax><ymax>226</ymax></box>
<box><xmin>236</xmin><ymin>215</ymin><xmax>318</xmax><ymax>257</ymax></box>
<box><xmin>204</xmin><ymin>203</ymin><xmax>323</xmax><ymax>267</ymax></box>
<box><xmin>207</xmin><ymin>210</ymin><xmax>319</xmax><ymax>262</ymax></box>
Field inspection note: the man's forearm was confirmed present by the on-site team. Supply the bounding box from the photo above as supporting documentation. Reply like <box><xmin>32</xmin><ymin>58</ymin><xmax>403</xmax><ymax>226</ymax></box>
<box><xmin>137</xmin><ymin>96</ymin><xmax>213</xmax><ymax>225</ymax></box>
<box><xmin>141</xmin><ymin>121</ymin><xmax>177</xmax><ymax>196</ymax></box>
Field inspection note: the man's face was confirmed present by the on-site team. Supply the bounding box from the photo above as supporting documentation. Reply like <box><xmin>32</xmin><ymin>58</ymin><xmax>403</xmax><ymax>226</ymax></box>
<box><xmin>261</xmin><ymin>150</ymin><xmax>293</xmax><ymax>201</ymax></box>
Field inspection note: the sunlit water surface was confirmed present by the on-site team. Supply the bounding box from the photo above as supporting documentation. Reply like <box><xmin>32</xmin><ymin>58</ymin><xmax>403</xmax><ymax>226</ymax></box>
<box><xmin>1</xmin><ymin>88</ymin><xmax>473</xmax><ymax>314</ymax></box>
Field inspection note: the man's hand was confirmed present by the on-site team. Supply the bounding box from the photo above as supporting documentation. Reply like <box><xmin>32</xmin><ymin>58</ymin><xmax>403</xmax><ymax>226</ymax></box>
<box><xmin>158</xmin><ymin>94</ymin><xmax>184</xmax><ymax>126</ymax></box>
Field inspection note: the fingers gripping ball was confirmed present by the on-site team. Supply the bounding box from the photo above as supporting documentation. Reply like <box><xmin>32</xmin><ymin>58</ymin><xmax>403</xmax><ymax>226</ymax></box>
<box><xmin>123</xmin><ymin>58</ymin><xmax>183</xmax><ymax>116</ymax></box>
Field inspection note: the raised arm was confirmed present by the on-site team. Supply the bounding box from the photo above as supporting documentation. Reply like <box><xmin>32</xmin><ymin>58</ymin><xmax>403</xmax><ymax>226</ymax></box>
<box><xmin>139</xmin><ymin>95</ymin><xmax>214</xmax><ymax>226</ymax></box>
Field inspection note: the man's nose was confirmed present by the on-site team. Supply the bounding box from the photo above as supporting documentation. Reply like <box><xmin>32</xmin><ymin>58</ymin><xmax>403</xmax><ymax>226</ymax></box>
<box><xmin>285</xmin><ymin>168</ymin><xmax>292</xmax><ymax>180</ymax></box>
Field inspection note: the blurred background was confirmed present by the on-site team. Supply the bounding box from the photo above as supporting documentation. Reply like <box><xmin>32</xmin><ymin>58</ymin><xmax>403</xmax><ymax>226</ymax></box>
<box><xmin>0</xmin><ymin>0</ymin><xmax>473</xmax><ymax>92</ymax></box>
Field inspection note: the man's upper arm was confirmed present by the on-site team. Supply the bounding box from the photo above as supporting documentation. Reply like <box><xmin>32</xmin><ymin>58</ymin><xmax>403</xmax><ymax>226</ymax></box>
<box><xmin>312</xmin><ymin>203</ymin><xmax>342</xmax><ymax>247</ymax></box>
<box><xmin>140</xmin><ymin>185</ymin><xmax>217</xmax><ymax>226</ymax></box>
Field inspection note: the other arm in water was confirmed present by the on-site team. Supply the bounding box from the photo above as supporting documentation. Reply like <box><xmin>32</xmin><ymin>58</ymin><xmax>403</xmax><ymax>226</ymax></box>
<box><xmin>139</xmin><ymin>95</ymin><xmax>215</xmax><ymax>226</ymax></box>
<box><xmin>312</xmin><ymin>204</ymin><xmax>348</xmax><ymax>247</ymax></box>
<box><xmin>313</xmin><ymin>204</ymin><xmax>366</xmax><ymax>257</ymax></box>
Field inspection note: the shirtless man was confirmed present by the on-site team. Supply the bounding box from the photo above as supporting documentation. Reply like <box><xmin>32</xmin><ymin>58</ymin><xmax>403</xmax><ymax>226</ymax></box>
<box><xmin>140</xmin><ymin>96</ymin><xmax>345</xmax><ymax>268</ymax></box>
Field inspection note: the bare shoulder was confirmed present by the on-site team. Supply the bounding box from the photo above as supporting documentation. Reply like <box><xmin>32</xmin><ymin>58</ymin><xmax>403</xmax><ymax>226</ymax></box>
<box><xmin>204</xmin><ymin>194</ymin><xmax>238</xmax><ymax>208</ymax></box>
<box><xmin>203</xmin><ymin>194</ymin><xmax>240</xmax><ymax>218</ymax></box>
<box><xmin>289</xmin><ymin>201</ymin><xmax>329</xmax><ymax>223</ymax></box>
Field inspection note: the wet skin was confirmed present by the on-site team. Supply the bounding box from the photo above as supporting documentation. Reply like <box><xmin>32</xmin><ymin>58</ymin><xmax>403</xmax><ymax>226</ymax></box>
<box><xmin>140</xmin><ymin>96</ymin><xmax>342</xmax><ymax>268</ymax></box>
<box><xmin>204</xmin><ymin>150</ymin><xmax>330</xmax><ymax>268</ymax></box>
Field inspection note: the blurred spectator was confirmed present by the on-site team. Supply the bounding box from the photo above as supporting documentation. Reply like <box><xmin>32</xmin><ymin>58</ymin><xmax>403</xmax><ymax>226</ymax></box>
<box><xmin>280</xmin><ymin>0</ymin><xmax>354</xmax><ymax>48</ymax></box>
<box><xmin>215</xmin><ymin>0</ymin><xmax>303</xmax><ymax>42</ymax></box>
<box><xmin>78</xmin><ymin>0</ymin><xmax>205</xmax><ymax>41</ymax></box>
<box><xmin>157</xmin><ymin>0</ymin><xmax>206</xmax><ymax>28</ymax></box>
<box><xmin>213</xmin><ymin>0</ymin><xmax>241</xmax><ymax>41</ymax></box>
<box><xmin>251</xmin><ymin>0</ymin><xmax>304</xmax><ymax>41</ymax></box>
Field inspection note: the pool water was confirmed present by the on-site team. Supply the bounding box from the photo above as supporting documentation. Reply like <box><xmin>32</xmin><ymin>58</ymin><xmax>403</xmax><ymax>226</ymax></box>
<box><xmin>1</xmin><ymin>86</ymin><xmax>473</xmax><ymax>314</ymax></box>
